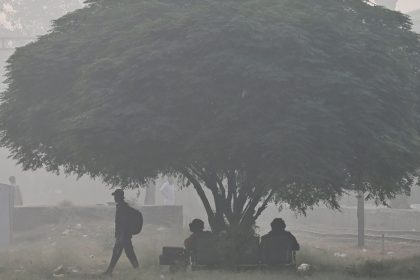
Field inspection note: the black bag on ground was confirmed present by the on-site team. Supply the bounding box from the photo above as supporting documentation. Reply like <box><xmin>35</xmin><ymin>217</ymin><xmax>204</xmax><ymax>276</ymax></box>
<box><xmin>159</xmin><ymin>247</ymin><xmax>187</xmax><ymax>265</ymax></box>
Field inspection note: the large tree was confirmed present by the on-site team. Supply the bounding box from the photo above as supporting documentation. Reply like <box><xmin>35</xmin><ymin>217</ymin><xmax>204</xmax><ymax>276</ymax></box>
<box><xmin>1</xmin><ymin>0</ymin><xmax>420</xmax><ymax>232</ymax></box>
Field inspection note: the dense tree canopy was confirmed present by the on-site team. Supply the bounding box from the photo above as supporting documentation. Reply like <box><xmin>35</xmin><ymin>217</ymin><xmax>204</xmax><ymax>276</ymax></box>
<box><xmin>2</xmin><ymin>0</ymin><xmax>420</xmax><ymax>231</ymax></box>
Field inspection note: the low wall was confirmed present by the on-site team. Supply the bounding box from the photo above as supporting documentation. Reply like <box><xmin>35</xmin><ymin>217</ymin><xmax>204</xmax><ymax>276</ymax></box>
<box><xmin>260</xmin><ymin>206</ymin><xmax>420</xmax><ymax>231</ymax></box>
<box><xmin>0</xmin><ymin>184</ymin><xmax>12</xmax><ymax>251</ymax></box>
<box><xmin>13</xmin><ymin>205</ymin><xmax>183</xmax><ymax>232</ymax></box>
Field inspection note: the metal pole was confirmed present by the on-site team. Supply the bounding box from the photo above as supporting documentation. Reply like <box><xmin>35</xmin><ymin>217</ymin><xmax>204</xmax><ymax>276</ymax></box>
<box><xmin>381</xmin><ymin>234</ymin><xmax>385</xmax><ymax>255</ymax></box>
<box><xmin>357</xmin><ymin>192</ymin><xmax>365</xmax><ymax>248</ymax></box>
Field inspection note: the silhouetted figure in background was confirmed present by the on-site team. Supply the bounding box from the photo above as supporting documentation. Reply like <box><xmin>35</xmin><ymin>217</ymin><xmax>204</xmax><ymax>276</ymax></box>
<box><xmin>9</xmin><ymin>176</ymin><xmax>23</xmax><ymax>206</ymax></box>
<box><xmin>184</xmin><ymin>219</ymin><xmax>212</xmax><ymax>252</ymax></box>
<box><xmin>160</xmin><ymin>177</ymin><xmax>175</xmax><ymax>205</ymax></box>
<box><xmin>144</xmin><ymin>183</ymin><xmax>156</xmax><ymax>205</ymax></box>
<box><xmin>104</xmin><ymin>189</ymin><xmax>139</xmax><ymax>275</ymax></box>
<box><xmin>260</xmin><ymin>218</ymin><xmax>299</xmax><ymax>266</ymax></box>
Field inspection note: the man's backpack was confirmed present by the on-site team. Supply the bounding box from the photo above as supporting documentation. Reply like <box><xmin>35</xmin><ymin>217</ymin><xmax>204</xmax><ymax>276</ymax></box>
<box><xmin>127</xmin><ymin>206</ymin><xmax>143</xmax><ymax>235</ymax></box>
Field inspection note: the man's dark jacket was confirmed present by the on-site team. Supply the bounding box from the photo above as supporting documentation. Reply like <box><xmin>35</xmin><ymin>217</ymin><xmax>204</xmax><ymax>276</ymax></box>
<box><xmin>260</xmin><ymin>229</ymin><xmax>300</xmax><ymax>265</ymax></box>
<box><xmin>115</xmin><ymin>201</ymin><xmax>132</xmax><ymax>240</ymax></box>
<box><xmin>261</xmin><ymin>230</ymin><xmax>300</xmax><ymax>251</ymax></box>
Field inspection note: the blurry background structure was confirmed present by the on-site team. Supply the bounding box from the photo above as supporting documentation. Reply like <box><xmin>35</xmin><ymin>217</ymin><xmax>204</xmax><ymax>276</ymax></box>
<box><xmin>0</xmin><ymin>183</ymin><xmax>12</xmax><ymax>250</ymax></box>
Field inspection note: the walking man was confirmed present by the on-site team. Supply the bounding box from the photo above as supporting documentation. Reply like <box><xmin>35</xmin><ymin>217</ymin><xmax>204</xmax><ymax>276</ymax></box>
<box><xmin>104</xmin><ymin>189</ymin><xmax>139</xmax><ymax>275</ymax></box>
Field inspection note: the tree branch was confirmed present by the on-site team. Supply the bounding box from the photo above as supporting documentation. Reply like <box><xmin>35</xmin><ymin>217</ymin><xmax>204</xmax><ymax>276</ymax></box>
<box><xmin>190</xmin><ymin>164</ymin><xmax>208</xmax><ymax>182</ymax></box>
<box><xmin>234</xmin><ymin>185</ymin><xmax>249</xmax><ymax>221</ymax></box>
<box><xmin>203</xmin><ymin>169</ymin><xmax>227</xmax><ymax>232</ymax></box>
<box><xmin>240</xmin><ymin>187</ymin><xmax>265</xmax><ymax>227</ymax></box>
<box><xmin>216</xmin><ymin>175</ymin><xmax>226</xmax><ymax>199</ymax></box>
<box><xmin>227</xmin><ymin>170</ymin><xmax>236</xmax><ymax>208</ymax></box>
<box><xmin>253</xmin><ymin>189</ymin><xmax>275</xmax><ymax>221</ymax></box>
<box><xmin>180</xmin><ymin>168</ymin><xmax>215</xmax><ymax>222</ymax></box>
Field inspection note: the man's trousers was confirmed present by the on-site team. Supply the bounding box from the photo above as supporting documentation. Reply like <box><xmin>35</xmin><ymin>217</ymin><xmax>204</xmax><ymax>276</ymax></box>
<box><xmin>106</xmin><ymin>237</ymin><xmax>139</xmax><ymax>273</ymax></box>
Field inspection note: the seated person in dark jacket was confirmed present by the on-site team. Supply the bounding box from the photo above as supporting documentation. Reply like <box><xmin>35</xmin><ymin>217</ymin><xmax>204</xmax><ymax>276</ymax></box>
<box><xmin>184</xmin><ymin>219</ymin><xmax>213</xmax><ymax>252</ymax></box>
<box><xmin>260</xmin><ymin>218</ymin><xmax>299</xmax><ymax>265</ymax></box>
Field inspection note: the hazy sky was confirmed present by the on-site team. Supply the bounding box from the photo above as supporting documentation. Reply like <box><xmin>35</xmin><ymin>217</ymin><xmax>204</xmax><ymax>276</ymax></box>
<box><xmin>396</xmin><ymin>1</ymin><xmax>420</xmax><ymax>12</ymax></box>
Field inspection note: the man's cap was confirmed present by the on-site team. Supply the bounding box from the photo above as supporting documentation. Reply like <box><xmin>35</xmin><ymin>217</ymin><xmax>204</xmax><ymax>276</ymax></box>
<box><xmin>112</xmin><ymin>189</ymin><xmax>124</xmax><ymax>197</ymax></box>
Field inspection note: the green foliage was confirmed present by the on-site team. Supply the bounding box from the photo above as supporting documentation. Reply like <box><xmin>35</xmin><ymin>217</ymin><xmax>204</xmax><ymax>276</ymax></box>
<box><xmin>1</xmin><ymin>0</ymin><xmax>420</xmax><ymax>230</ymax></box>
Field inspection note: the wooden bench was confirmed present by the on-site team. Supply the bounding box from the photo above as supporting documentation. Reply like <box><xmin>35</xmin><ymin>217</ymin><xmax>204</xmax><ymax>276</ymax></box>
<box><xmin>159</xmin><ymin>235</ymin><xmax>297</xmax><ymax>270</ymax></box>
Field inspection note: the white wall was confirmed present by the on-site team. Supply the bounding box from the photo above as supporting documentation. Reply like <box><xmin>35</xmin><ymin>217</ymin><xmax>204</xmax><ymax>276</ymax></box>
<box><xmin>0</xmin><ymin>184</ymin><xmax>12</xmax><ymax>251</ymax></box>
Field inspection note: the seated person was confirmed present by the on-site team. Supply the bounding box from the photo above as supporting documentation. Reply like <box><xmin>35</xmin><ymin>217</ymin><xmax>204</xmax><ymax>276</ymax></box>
<box><xmin>184</xmin><ymin>219</ymin><xmax>212</xmax><ymax>252</ymax></box>
<box><xmin>185</xmin><ymin>219</ymin><xmax>221</xmax><ymax>267</ymax></box>
<box><xmin>260</xmin><ymin>218</ymin><xmax>299</xmax><ymax>265</ymax></box>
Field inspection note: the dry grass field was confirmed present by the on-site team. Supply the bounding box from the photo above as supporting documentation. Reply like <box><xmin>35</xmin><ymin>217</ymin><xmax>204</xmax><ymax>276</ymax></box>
<box><xmin>1</xmin><ymin>217</ymin><xmax>419</xmax><ymax>280</ymax></box>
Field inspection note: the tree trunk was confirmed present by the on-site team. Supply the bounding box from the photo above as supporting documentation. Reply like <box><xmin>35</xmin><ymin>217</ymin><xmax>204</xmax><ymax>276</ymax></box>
<box><xmin>356</xmin><ymin>192</ymin><xmax>365</xmax><ymax>248</ymax></box>
<box><xmin>181</xmin><ymin>169</ymin><xmax>216</xmax><ymax>230</ymax></box>
<box><xmin>181</xmin><ymin>167</ymin><xmax>267</xmax><ymax>234</ymax></box>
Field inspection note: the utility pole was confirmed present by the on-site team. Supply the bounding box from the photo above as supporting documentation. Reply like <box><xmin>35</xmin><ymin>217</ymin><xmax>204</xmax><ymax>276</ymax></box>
<box><xmin>356</xmin><ymin>191</ymin><xmax>365</xmax><ymax>248</ymax></box>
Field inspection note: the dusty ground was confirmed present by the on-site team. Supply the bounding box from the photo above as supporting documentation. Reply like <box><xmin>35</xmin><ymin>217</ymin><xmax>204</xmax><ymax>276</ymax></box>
<box><xmin>295</xmin><ymin>231</ymin><xmax>420</xmax><ymax>260</ymax></box>
<box><xmin>1</xmin><ymin>218</ymin><xmax>419</xmax><ymax>280</ymax></box>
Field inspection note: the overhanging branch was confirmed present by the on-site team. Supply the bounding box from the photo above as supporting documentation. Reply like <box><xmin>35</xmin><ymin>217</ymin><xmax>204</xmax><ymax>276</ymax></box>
<box><xmin>253</xmin><ymin>189</ymin><xmax>275</xmax><ymax>221</ymax></box>
<box><xmin>180</xmin><ymin>168</ymin><xmax>215</xmax><ymax>221</ymax></box>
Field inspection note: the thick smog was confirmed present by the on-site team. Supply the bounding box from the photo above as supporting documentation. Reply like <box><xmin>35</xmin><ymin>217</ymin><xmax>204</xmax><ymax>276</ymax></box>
<box><xmin>1</xmin><ymin>1</ymin><xmax>420</xmax><ymax>280</ymax></box>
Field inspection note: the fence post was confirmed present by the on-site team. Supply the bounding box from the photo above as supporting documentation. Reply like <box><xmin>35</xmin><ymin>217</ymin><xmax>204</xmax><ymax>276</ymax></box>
<box><xmin>381</xmin><ymin>233</ymin><xmax>385</xmax><ymax>255</ymax></box>
<box><xmin>356</xmin><ymin>192</ymin><xmax>365</xmax><ymax>248</ymax></box>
